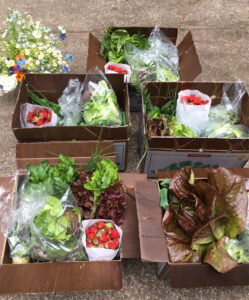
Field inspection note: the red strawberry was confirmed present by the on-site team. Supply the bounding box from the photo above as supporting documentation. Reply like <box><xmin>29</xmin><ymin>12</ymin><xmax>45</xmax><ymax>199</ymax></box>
<box><xmin>85</xmin><ymin>229</ymin><xmax>90</xmax><ymax>235</ymax></box>
<box><xmin>99</xmin><ymin>242</ymin><xmax>105</xmax><ymax>248</ymax></box>
<box><xmin>122</xmin><ymin>70</ymin><xmax>128</xmax><ymax>75</ymax></box>
<box><xmin>100</xmin><ymin>232</ymin><xmax>108</xmax><ymax>242</ymax></box>
<box><xmin>98</xmin><ymin>221</ymin><xmax>105</xmax><ymax>229</ymax></box>
<box><xmin>110</xmin><ymin>229</ymin><xmax>120</xmax><ymax>239</ymax></box>
<box><xmin>86</xmin><ymin>240</ymin><xmax>91</xmax><ymax>247</ymax></box>
<box><xmin>182</xmin><ymin>96</ymin><xmax>189</xmax><ymax>102</ymax></box>
<box><xmin>203</xmin><ymin>100</ymin><xmax>209</xmax><ymax>104</ymax></box>
<box><xmin>108</xmin><ymin>65</ymin><xmax>114</xmax><ymax>70</ymax></box>
<box><xmin>116</xmin><ymin>67</ymin><xmax>122</xmax><ymax>73</ymax></box>
<box><xmin>42</xmin><ymin>111</ymin><xmax>48</xmax><ymax>119</ymax></box>
<box><xmin>113</xmin><ymin>238</ymin><xmax>119</xmax><ymax>247</ymax></box>
<box><xmin>194</xmin><ymin>97</ymin><xmax>202</xmax><ymax>105</ymax></box>
<box><xmin>108</xmin><ymin>241</ymin><xmax>116</xmax><ymax>250</ymax></box>
<box><xmin>37</xmin><ymin>120</ymin><xmax>43</xmax><ymax>126</ymax></box>
<box><xmin>189</xmin><ymin>95</ymin><xmax>195</xmax><ymax>102</ymax></box>
<box><xmin>114</xmin><ymin>67</ymin><xmax>119</xmax><ymax>72</ymax></box>
<box><xmin>88</xmin><ymin>233</ymin><xmax>94</xmax><ymax>240</ymax></box>
<box><xmin>90</xmin><ymin>225</ymin><xmax>98</xmax><ymax>234</ymax></box>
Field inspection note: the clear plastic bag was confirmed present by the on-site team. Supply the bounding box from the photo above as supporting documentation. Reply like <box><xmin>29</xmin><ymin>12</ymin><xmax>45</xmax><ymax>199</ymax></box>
<box><xmin>209</xmin><ymin>81</ymin><xmax>246</xmax><ymax>124</ymax></box>
<box><xmin>176</xmin><ymin>89</ymin><xmax>212</xmax><ymax>136</ymax></box>
<box><xmin>125</xmin><ymin>26</ymin><xmax>180</xmax><ymax>82</ymax></box>
<box><xmin>207</xmin><ymin>122</ymin><xmax>249</xmax><ymax>138</ymax></box>
<box><xmin>20</xmin><ymin>103</ymin><xmax>58</xmax><ymax>128</ymax></box>
<box><xmin>81</xmin><ymin>67</ymin><xmax>123</xmax><ymax>126</ymax></box>
<box><xmin>29</xmin><ymin>188</ymin><xmax>85</xmax><ymax>262</ymax></box>
<box><xmin>58</xmin><ymin>78</ymin><xmax>83</xmax><ymax>126</ymax></box>
<box><xmin>104</xmin><ymin>62</ymin><xmax>131</xmax><ymax>83</ymax></box>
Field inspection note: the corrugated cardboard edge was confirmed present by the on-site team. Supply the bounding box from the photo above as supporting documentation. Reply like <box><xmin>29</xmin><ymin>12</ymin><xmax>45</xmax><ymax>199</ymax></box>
<box><xmin>135</xmin><ymin>180</ymin><xmax>168</xmax><ymax>262</ymax></box>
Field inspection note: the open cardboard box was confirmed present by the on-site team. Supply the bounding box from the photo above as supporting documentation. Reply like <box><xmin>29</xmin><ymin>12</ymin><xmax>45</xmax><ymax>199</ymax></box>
<box><xmin>0</xmin><ymin>171</ymin><xmax>146</xmax><ymax>294</ymax></box>
<box><xmin>135</xmin><ymin>168</ymin><xmax>249</xmax><ymax>288</ymax></box>
<box><xmin>12</xmin><ymin>73</ymin><xmax>130</xmax><ymax>170</ymax></box>
<box><xmin>139</xmin><ymin>82</ymin><xmax>249</xmax><ymax>177</ymax></box>
<box><xmin>86</xmin><ymin>27</ymin><xmax>202</xmax><ymax>111</ymax></box>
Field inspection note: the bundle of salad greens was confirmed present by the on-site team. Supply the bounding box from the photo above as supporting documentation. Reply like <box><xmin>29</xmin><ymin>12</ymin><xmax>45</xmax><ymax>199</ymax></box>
<box><xmin>81</xmin><ymin>80</ymin><xmax>124</xmax><ymax>126</ymax></box>
<box><xmin>100</xmin><ymin>25</ymin><xmax>149</xmax><ymax>63</ymax></box>
<box><xmin>161</xmin><ymin>166</ymin><xmax>248</xmax><ymax>273</ymax></box>
<box><xmin>71</xmin><ymin>158</ymin><xmax>127</xmax><ymax>226</ymax></box>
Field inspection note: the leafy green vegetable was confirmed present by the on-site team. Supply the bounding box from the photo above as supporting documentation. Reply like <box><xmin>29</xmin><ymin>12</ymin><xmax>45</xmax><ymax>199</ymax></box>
<box><xmin>207</xmin><ymin>123</ymin><xmax>249</xmax><ymax>138</ymax></box>
<box><xmin>157</xmin><ymin>178</ymin><xmax>171</xmax><ymax>212</ymax></box>
<box><xmin>82</xmin><ymin>80</ymin><xmax>123</xmax><ymax>126</ymax></box>
<box><xmin>225</xmin><ymin>230</ymin><xmax>249</xmax><ymax>263</ymax></box>
<box><xmin>84</xmin><ymin>158</ymin><xmax>119</xmax><ymax>204</ymax></box>
<box><xmin>162</xmin><ymin>166</ymin><xmax>248</xmax><ymax>273</ymax></box>
<box><xmin>100</xmin><ymin>25</ymin><xmax>148</xmax><ymax>63</ymax></box>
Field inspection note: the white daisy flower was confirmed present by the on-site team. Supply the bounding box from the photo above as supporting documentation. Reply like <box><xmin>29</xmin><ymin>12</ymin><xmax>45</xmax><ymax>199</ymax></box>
<box><xmin>25</xmin><ymin>49</ymin><xmax>30</xmax><ymax>55</ymax></box>
<box><xmin>32</xmin><ymin>30</ymin><xmax>41</xmax><ymax>39</ymax></box>
<box><xmin>35</xmin><ymin>60</ymin><xmax>40</xmax><ymax>65</ymax></box>
<box><xmin>6</xmin><ymin>60</ymin><xmax>15</xmax><ymax>67</ymax></box>
<box><xmin>38</xmin><ymin>53</ymin><xmax>44</xmax><ymax>60</ymax></box>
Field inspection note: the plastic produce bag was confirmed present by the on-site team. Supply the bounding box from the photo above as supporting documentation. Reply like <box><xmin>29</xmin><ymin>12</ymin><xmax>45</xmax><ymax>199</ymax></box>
<box><xmin>81</xmin><ymin>67</ymin><xmax>123</xmax><ymax>126</ymax></box>
<box><xmin>104</xmin><ymin>62</ymin><xmax>131</xmax><ymax>83</ymax></box>
<box><xmin>209</xmin><ymin>81</ymin><xmax>246</xmax><ymax>124</ymax></box>
<box><xmin>176</xmin><ymin>89</ymin><xmax>212</xmax><ymax>136</ymax></box>
<box><xmin>20</xmin><ymin>103</ymin><xmax>58</xmax><ymax>128</ymax></box>
<box><xmin>207</xmin><ymin>123</ymin><xmax>249</xmax><ymax>138</ymax></box>
<box><xmin>29</xmin><ymin>188</ymin><xmax>85</xmax><ymax>262</ymax></box>
<box><xmin>82</xmin><ymin>219</ymin><xmax>122</xmax><ymax>261</ymax></box>
<box><xmin>125</xmin><ymin>26</ymin><xmax>180</xmax><ymax>82</ymax></box>
<box><xmin>58</xmin><ymin>78</ymin><xmax>83</xmax><ymax>126</ymax></box>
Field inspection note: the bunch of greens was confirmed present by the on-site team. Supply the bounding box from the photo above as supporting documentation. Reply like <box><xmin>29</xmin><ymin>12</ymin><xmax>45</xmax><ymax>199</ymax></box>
<box><xmin>81</xmin><ymin>80</ymin><xmax>123</xmax><ymax>126</ymax></box>
<box><xmin>207</xmin><ymin>123</ymin><xmax>249</xmax><ymax>138</ymax></box>
<box><xmin>225</xmin><ymin>230</ymin><xmax>249</xmax><ymax>263</ymax></box>
<box><xmin>162</xmin><ymin>167</ymin><xmax>248</xmax><ymax>273</ymax></box>
<box><xmin>30</xmin><ymin>195</ymin><xmax>85</xmax><ymax>261</ymax></box>
<box><xmin>100</xmin><ymin>25</ymin><xmax>149</xmax><ymax>63</ymax></box>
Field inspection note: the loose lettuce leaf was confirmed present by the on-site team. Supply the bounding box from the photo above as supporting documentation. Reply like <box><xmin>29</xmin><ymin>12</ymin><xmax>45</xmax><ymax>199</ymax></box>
<box><xmin>208</xmin><ymin>167</ymin><xmax>248</xmax><ymax>238</ymax></box>
<box><xmin>204</xmin><ymin>237</ymin><xmax>238</xmax><ymax>273</ymax></box>
<box><xmin>169</xmin><ymin>166</ymin><xmax>195</xmax><ymax>200</ymax></box>
<box><xmin>167</xmin><ymin>237</ymin><xmax>193</xmax><ymax>263</ymax></box>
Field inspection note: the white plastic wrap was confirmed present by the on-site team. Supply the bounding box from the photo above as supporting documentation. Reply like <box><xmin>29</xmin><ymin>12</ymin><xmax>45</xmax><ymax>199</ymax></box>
<box><xmin>104</xmin><ymin>62</ymin><xmax>131</xmax><ymax>83</ymax></box>
<box><xmin>20</xmin><ymin>103</ymin><xmax>58</xmax><ymax>128</ymax></box>
<box><xmin>58</xmin><ymin>78</ymin><xmax>83</xmax><ymax>126</ymax></box>
<box><xmin>82</xmin><ymin>219</ymin><xmax>122</xmax><ymax>261</ymax></box>
<box><xmin>176</xmin><ymin>89</ymin><xmax>212</xmax><ymax>136</ymax></box>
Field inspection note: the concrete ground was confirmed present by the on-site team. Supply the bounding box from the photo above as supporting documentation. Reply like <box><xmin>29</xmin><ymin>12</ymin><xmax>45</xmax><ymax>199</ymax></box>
<box><xmin>1</xmin><ymin>0</ymin><xmax>249</xmax><ymax>298</ymax></box>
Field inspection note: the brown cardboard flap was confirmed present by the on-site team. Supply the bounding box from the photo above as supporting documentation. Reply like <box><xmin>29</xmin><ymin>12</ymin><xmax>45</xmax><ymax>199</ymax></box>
<box><xmin>0</xmin><ymin>176</ymin><xmax>16</xmax><ymax>265</ymax></box>
<box><xmin>156</xmin><ymin>167</ymin><xmax>249</xmax><ymax>180</ymax></box>
<box><xmin>87</xmin><ymin>33</ymin><xmax>106</xmax><ymax>72</ymax></box>
<box><xmin>120</xmin><ymin>173</ymin><xmax>147</xmax><ymax>258</ymax></box>
<box><xmin>177</xmin><ymin>31</ymin><xmax>202</xmax><ymax>81</ymax></box>
<box><xmin>135</xmin><ymin>180</ymin><xmax>168</xmax><ymax>262</ymax></box>
<box><xmin>0</xmin><ymin>261</ymin><xmax>122</xmax><ymax>293</ymax></box>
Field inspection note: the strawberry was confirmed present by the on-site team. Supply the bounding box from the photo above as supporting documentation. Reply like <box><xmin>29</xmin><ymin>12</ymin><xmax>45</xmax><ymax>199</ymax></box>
<box><xmin>108</xmin><ymin>241</ymin><xmax>116</xmax><ymax>250</ymax></box>
<box><xmin>122</xmin><ymin>70</ymin><xmax>128</xmax><ymax>75</ymax></box>
<box><xmin>116</xmin><ymin>67</ymin><xmax>122</xmax><ymax>73</ymax></box>
<box><xmin>42</xmin><ymin>110</ymin><xmax>48</xmax><ymax>119</ymax></box>
<box><xmin>194</xmin><ymin>97</ymin><xmax>202</xmax><ymax>105</ymax></box>
<box><xmin>88</xmin><ymin>233</ymin><xmax>94</xmax><ymax>240</ymax></box>
<box><xmin>98</xmin><ymin>221</ymin><xmax>105</xmax><ymax>229</ymax></box>
<box><xmin>85</xmin><ymin>229</ymin><xmax>90</xmax><ymax>235</ymax></box>
<box><xmin>100</xmin><ymin>232</ymin><xmax>108</xmax><ymax>242</ymax></box>
<box><xmin>189</xmin><ymin>95</ymin><xmax>195</xmax><ymax>102</ymax></box>
<box><xmin>110</xmin><ymin>229</ymin><xmax>120</xmax><ymax>239</ymax></box>
<box><xmin>86</xmin><ymin>240</ymin><xmax>91</xmax><ymax>247</ymax></box>
<box><xmin>108</xmin><ymin>65</ymin><xmax>114</xmax><ymax>70</ymax></box>
<box><xmin>89</xmin><ymin>225</ymin><xmax>98</xmax><ymax>234</ymax></box>
<box><xmin>37</xmin><ymin>120</ymin><xmax>43</xmax><ymax>126</ymax></box>
<box><xmin>114</xmin><ymin>67</ymin><xmax>119</xmax><ymax>72</ymax></box>
<box><xmin>113</xmin><ymin>238</ymin><xmax>119</xmax><ymax>247</ymax></box>
<box><xmin>203</xmin><ymin>100</ymin><xmax>209</xmax><ymax>104</ymax></box>
<box><xmin>182</xmin><ymin>96</ymin><xmax>189</xmax><ymax>102</ymax></box>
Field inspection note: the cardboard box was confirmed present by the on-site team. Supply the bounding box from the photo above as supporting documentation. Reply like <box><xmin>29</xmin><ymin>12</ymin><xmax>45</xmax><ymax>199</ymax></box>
<box><xmin>139</xmin><ymin>82</ymin><xmax>249</xmax><ymax>177</ymax></box>
<box><xmin>135</xmin><ymin>168</ymin><xmax>249</xmax><ymax>288</ymax></box>
<box><xmin>86</xmin><ymin>27</ymin><xmax>202</xmax><ymax>111</ymax></box>
<box><xmin>16</xmin><ymin>141</ymin><xmax>116</xmax><ymax>169</ymax></box>
<box><xmin>12</xmin><ymin>73</ymin><xmax>130</xmax><ymax>170</ymax></box>
<box><xmin>0</xmin><ymin>172</ymin><xmax>146</xmax><ymax>294</ymax></box>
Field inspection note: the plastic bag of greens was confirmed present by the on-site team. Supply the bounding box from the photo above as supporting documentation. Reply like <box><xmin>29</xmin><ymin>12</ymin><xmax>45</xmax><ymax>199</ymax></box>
<box><xmin>125</xmin><ymin>26</ymin><xmax>180</xmax><ymax>82</ymax></box>
<box><xmin>29</xmin><ymin>188</ymin><xmax>85</xmax><ymax>262</ymax></box>
<box><xmin>209</xmin><ymin>81</ymin><xmax>246</xmax><ymax>125</ymax></box>
<box><xmin>207</xmin><ymin>122</ymin><xmax>249</xmax><ymax>138</ymax></box>
<box><xmin>81</xmin><ymin>67</ymin><xmax>123</xmax><ymax>126</ymax></box>
<box><xmin>58</xmin><ymin>78</ymin><xmax>83</xmax><ymax>126</ymax></box>
<box><xmin>20</xmin><ymin>103</ymin><xmax>58</xmax><ymax>128</ymax></box>
<box><xmin>7</xmin><ymin>172</ymin><xmax>51</xmax><ymax>264</ymax></box>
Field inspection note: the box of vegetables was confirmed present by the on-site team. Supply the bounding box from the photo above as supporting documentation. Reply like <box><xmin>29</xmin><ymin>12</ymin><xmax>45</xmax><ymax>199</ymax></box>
<box><xmin>12</xmin><ymin>72</ymin><xmax>130</xmax><ymax>170</ymax></box>
<box><xmin>0</xmin><ymin>148</ymin><xmax>146</xmax><ymax>294</ymax></box>
<box><xmin>135</xmin><ymin>167</ymin><xmax>249</xmax><ymax>288</ymax></box>
<box><xmin>86</xmin><ymin>26</ymin><xmax>202</xmax><ymax>111</ymax></box>
<box><xmin>139</xmin><ymin>81</ymin><xmax>249</xmax><ymax>177</ymax></box>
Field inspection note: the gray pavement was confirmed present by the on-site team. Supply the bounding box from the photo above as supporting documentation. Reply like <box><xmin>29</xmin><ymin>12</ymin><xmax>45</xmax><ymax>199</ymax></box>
<box><xmin>1</xmin><ymin>0</ymin><xmax>249</xmax><ymax>298</ymax></box>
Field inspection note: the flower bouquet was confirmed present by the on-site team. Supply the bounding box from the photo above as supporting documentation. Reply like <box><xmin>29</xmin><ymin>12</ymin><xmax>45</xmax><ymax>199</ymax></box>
<box><xmin>0</xmin><ymin>8</ymin><xmax>74</xmax><ymax>95</ymax></box>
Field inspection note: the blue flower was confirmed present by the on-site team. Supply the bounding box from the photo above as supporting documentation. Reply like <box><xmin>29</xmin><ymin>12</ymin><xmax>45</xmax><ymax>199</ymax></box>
<box><xmin>60</xmin><ymin>65</ymin><xmax>69</xmax><ymax>73</ymax></box>
<box><xmin>59</xmin><ymin>33</ymin><xmax>66</xmax><ymax>40</ymax></box>
<box><xmin>15</xmin><ymin>65</ymin><xmax>21</xmax><ymax>72</ymax></box>
<box><xmin>16</xmin><ymin>57</ymin><xmax>26</xmax><ymax>67</ymax></box>
<box><xmin>7</xmin><ymin>57</ymin><xmax>10</xmax><ymax>61</ymax></box>
<box><xmin>0</xmin><ymin>85</ymin><xmax>3</xmax><ymax>89</ymax></box>
<box><xmin>8</xmin><ymin>67</ymin><xmax>14</xmax><ymax>74</ymax></box>
<box><xmin>65</xmin><ymin>53</ymin><xmax>74</xmax><ymax>62</ymax></box>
